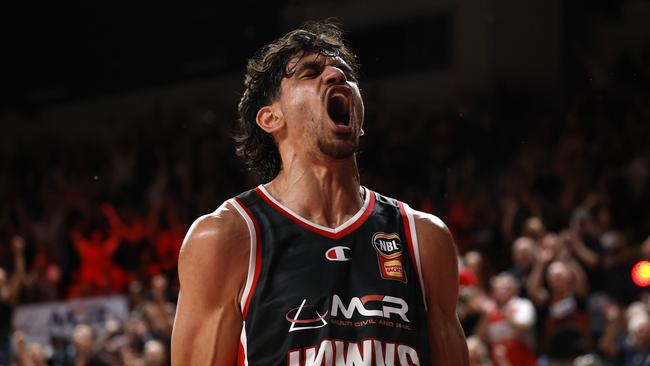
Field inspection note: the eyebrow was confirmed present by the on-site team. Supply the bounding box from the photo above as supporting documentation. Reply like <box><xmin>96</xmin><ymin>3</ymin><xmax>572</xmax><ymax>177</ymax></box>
<box><xmin>294</xmin><ymin>60</ymin><xmax>322</xmax><ymax>73</ymax></box>
<box><xmin>290</xmin><ymin>57</ymin><xmax>354</xmax><ymax>76</ymax></box>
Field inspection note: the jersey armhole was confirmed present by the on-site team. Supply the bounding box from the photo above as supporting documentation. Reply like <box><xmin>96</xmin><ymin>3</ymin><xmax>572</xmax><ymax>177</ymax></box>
<box><xmin>228</xmin><ymin>198</ymin><xmax>262</xmax><ymax>319</ymax></box>
<box><xmin>399</xmin><ymin>202</ymin><xmax>428</xmax><ymax>310</ymax></box>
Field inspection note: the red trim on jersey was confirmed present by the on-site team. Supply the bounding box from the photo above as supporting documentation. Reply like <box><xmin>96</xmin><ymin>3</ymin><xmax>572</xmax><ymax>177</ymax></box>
<box><xmin>237</xmin><ymin>341</ymin><xmax>245</xmax><ymax>366</ymax></box>
<box><xmin>399</xmin><ymin>202</ymin><xmax>423</xmax><ymax>295</ymax></box>
<box><xmin>253</xmin><ymin>187</ymin><xmax>376</xmax><ymax>240</ymax></box>
<box><xmin>234</xmin><ymin>197</ymin><xmax>262</xmax><ymax>319</ymax></box>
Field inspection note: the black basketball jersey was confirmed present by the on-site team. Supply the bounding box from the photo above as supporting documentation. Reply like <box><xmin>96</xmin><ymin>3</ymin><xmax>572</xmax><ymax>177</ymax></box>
<box><xmin>228</xmin><ymin>185</ymin><xmax>432</xmax><ymax>366</ymax></box>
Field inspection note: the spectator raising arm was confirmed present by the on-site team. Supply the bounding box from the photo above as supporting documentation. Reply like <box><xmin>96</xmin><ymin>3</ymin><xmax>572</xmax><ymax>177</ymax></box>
<box><xmin>4</xmin><ymin>236</ymin><xmax>26</xmax><ymax>307</ymax></box>
<box><xmin>527</xmin><ymin>246</ymin><xmax>553</xmax><ymax>307</ymax></box>
<box><xmin>597</xmin><ymin>302</ymin><xmax>623</xmax><ymax>360</ymax></box>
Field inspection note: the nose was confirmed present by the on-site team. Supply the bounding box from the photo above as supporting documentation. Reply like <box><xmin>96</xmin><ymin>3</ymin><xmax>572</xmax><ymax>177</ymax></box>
<box><xmin>323</xmin><ymin>65</ymin><xmax>347</xmax><ymax>85</ymax></box>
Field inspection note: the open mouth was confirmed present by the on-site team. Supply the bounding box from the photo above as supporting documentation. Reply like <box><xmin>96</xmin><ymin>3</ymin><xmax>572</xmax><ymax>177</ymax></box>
<box><xmin>326</xmin><ymin>89</ymin><xmax>351</xmax><ymax>127</ymax></box>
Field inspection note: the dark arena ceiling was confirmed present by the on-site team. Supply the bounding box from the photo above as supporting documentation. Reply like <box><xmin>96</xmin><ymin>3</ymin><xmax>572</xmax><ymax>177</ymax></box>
<box><xmin>1</xmin><ymin>2</ymin><xmax>453</xmax><ymax>111</ymax></box>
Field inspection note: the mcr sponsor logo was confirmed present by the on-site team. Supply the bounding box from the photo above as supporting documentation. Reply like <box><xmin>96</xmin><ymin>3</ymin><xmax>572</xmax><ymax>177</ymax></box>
<box><xmin>371</xmin><ymin>233</ymin><xmax>407</xmax><ymax>283</ymax></box>
<box><xmin>331</xmin><ymin>294</ymin><xmax>409</xmax><ymax>323</ymax></box>
<box><xmin>287</xmin><ymin>339</ymin><xmax>421</xmax><ymax>366</ymax></box>
<box><xmin>286</xmin><ymin>294</ymin><xmax>410</xmax><ymax>332</ymax></box>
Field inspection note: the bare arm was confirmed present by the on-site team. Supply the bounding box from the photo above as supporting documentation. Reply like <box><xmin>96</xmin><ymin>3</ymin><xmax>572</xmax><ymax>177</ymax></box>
<box><xmin>13</xmin><ymin>331</ymin><xmax>35</xmax><ymax>366</ymax></box>
<box><xmin>100</xmin><ymin>203</ymin><xmax>129</xmax><ymax>236</ymax></box>
<box><xmin>146</xmin><ymin>277</ymin><xmax>176</xmax><ymax>336</ymax></box>
<box><xmin>526</xmin><ymin>251</ymin><xmax>551</xmax><ymax>307</ymax></box>
<box><xmin>597</xmin><ymin>304</ymin><xmax>623</xmax><ymax>360</ymax></box>
<box><xmin>6</xmin><ymin>236</ymin><xmax>26</xmax><ymax>306</ymax></box>
<box><xmin>171</xmin><ymin>202</ymin><xmax>249</xmax><ymax>365</ymax></box>
<box><xmin>565</xmin><ymin>258</ymin><xmax>589</xmax><ymax>299</ymax></box>
<box><xmin>562</xmin><ymin>229</ymin><xmax>598</xmax><ymax>269</ymax></box>
<box><xmin>500</xmin><ymin>198</ymin><xmax>519</xmax><ymax>244</ymax></box>
<box><xmin>413</xmin><ymin>210</ymin><xmax>470</xmax><ymax>366</ymax></box>
<box><xmin>145</xmin><ymin>200</ymin><xmax>163</xmax><ymax>238</ymax></box>
<box><xmin>473</xmin><ymin>310</ymin><xmax>490</xmax><ymax>343</ymax></box>
<box><xmin>70</xmin><ymin>228</ymin><xmax>84</xmax><ymax>252</ymax></box>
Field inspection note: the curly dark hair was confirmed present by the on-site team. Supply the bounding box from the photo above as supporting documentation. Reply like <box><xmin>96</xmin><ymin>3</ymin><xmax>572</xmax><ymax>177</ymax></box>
<box><xmin>234</xmin><ymin>20</ymin><xmax>360</xmax><ymax>182</ymax></box>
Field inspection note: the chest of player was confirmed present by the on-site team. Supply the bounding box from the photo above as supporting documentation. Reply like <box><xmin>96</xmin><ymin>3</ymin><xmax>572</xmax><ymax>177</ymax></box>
<box><xmin>249</xmin><ymin>204</ymin><xmax>423</xmax><ymax>329</ymax></box>
<box><xmin>232</xmin><ymin>187</ymin><xmax>432</xmax><ymax>365</ymax></box>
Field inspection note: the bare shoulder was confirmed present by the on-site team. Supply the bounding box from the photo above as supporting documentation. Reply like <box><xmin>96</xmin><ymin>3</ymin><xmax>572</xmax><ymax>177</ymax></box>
<box><xmin>407</xmin><ymin>207</ymin><xmax>459</xmax><ymax>313</ymax></box>
<box><xmin>179</xmin><ymin>200</ymin><xmax>249</xmax><ymax>261</ymax></box>
<box><xmin>172</xmin><ymin>200</ymin><xmax>249</xmax><ymax>365</ymax></box>
<box><xmin>409</xmin><ymin>208</ymin><xmax>455</xmax><ymax>252</ymax></box>
<box><xmin>177</xmin><ymin>200</ymin><xmax>250</xmax><ymax>299</ymax></box>
<box><xmin>406</xmin><ymin>209</ymin><xmax>469</xmax><ymax>365</ymax></box>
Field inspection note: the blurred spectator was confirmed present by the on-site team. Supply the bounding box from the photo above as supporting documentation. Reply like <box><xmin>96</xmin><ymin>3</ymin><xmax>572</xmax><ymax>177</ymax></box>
<box><xmin>143</xmin><ymin>340</ymin><xmax>166</xmax><ymax>366</ymax></box>
<box><xmin>142</xmin><ymin>275</ymin><xmax>174</xmax><ymax>344</ymax></box>
<box><xmin>476</xmin><ymin>273</ymin><xmax>537</xmax><ymax>366</ymax></box>
<box><xmin>639</xmin><ymin>235</ymin><xmax>650</xmax><ymax>261</ymax></box>
<box><xmin>23</xmin><ymin>257</ymin><xmax>64</xmax><ymax>303</ymax></box>
<box><xmin>563</xmin><ymin>215</ymin><xmax>599</xmax><ymax>271</ymax></box>
<box><xmin>458</xmin><ymin>262</ymin><xmax>488</xmax><ymax>336</ymax></box>
<box><xmin>127</xmin><ymin>281</ymin><xmax>148</xmax><ymax>320</ymax></box>
<box><xmin>0</xmin><ymin>236</ymin><xmax>25</xmax><ymax>366</ymax></box>
<box><xmin>523</xmin><ymin>217</ymin><xmax>547</xmax><ymax>242</ymax></box>
<box><xmin>26</xmin><ymin>343</ymin><xmax>47</xmax><ymax>366</ymax></box>
<box><xmin>509</xmin><ymin>237</ymin><xmax>536</xmax><ymax>296</ymax></box>
<box><xmin>528</xmin><ymin>252</ymin><xmax>591</xmax><ymax>365</ymax></box>
<box><xmin>71</xmin><ymin>324</ymin><xmax>95</xmax><ymax>366</ymax></box>
<box><xmin>599</xmin><ymin>231</ymin><xmax>641</xmax><ymax>305</ymax></box>
<box><xmin>150</xmin><ymin>198</ymin><xmax>187</xmax><ymax>278</ymax></box>
<box><xmin>12</xmin><ymin>331</ymin><xmax>47</xmax><ymax>366</ymax></box>
<box><xmin>573</xmin><ymin>354</ymin><xmax>603</xmax><ymax>366</ymax></box>
<box><xmin>562</xmin><ymin>208</ymin><xmax>602</xmax><ymax>291</ymax></box>
<box><xmin>599</xmin><ymin>301</ymin><xmax>650</xmax><ymax>366</ymax></box>
<box><xmin>464</xmin><ymin>251</ymin><xmax>490</xmax><ymax>292</ymax></box>
<box><xmin>69</xmin><ymin>223</ymin><xmax>122</xmax><ymax>297</ymax></box>
<box><xmin>467</xmin><ymin>336</ymin><xmax>494</xmax><ymax>366</ymax></box>
<box><xmin>100</xmin><ymin>203</ymin><xmax>157</xmax><ymax>285</ymax></box>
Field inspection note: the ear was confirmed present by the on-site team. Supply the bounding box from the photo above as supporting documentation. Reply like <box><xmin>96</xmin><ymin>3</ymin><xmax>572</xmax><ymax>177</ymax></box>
<box><xmin>256</xmin><ymin>104</ymin><xmax>284</xmax><ymax>133</ymax></box>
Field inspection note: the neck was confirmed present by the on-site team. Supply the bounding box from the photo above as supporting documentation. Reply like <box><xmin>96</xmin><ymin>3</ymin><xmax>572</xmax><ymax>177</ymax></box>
<box><xmin>265</xmin><ymin>155</ymin><xmax>363</xmax><ymax>229</ymax></box>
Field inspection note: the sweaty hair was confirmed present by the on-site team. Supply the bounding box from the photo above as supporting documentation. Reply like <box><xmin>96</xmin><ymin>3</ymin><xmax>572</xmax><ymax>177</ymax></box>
<box><xmin>234</xmin><ymin>20</ymin><xmax>360</xmax><ymax>182</ymax></box>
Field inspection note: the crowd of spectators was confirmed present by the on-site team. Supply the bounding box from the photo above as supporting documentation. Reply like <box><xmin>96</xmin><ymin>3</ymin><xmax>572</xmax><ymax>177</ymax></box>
<box><xmin>1</xmin><ymin>7</ymin><xmax>649</xmax><ymax>366</ymax></box>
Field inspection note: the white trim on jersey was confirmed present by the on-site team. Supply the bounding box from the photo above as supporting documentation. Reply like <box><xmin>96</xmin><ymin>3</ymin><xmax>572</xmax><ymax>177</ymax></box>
<box><xmin>228</xmin><ymin>198</ymin><xmax>258</xmax><ymax>314</ymax></box>
<box><xmin>240</xmin><ymin>322</ymin><xmax>249</xmax><ymax>366</ymax></box>
<box><xmin>257</xmin><ymin>184</ymin><xmax>370</xmax><ymax>234</ymax></box>
<box><xmin>404</xmin><ymin>204</ymin><xmax>428</xmax><ymax>310</ymax></box>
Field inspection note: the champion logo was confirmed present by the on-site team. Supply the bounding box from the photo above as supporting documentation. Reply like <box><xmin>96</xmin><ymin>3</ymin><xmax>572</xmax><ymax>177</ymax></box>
<box><xmin>325</xmin><ymin>246</ymin><xmax>351</xmax><ymax>261</ymax></box>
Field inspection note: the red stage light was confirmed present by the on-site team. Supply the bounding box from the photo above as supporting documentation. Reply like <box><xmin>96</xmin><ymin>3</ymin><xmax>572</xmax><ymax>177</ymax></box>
<box><xmin>632</xmin><ymin>261</ymin><xmax>650</xmax><ymax>287</ymax></box>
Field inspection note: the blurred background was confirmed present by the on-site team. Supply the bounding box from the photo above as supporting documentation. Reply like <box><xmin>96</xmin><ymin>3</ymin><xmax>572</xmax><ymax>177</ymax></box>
<box><xmin>1</xmin><ymin>0</ymin><xmax>649</xmax><ymax>365</ymax></box>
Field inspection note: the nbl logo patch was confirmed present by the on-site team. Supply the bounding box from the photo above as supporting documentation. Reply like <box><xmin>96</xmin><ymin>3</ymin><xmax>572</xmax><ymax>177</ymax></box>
<box><xmin>371</xmin><ymin>233</ymin><xmax>407</xmax><ymax>283</ymax></box>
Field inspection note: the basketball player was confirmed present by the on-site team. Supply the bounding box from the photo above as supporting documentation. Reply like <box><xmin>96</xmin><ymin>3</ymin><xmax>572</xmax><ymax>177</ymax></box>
<box><xmin>171</xmin><ymin>21</ymin><xmax>469</xmax><ymax>365</ymax></box>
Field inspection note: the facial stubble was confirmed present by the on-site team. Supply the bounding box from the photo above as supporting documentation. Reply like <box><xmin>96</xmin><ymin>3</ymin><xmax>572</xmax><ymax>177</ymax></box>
<box><xmin>311</xmin><ymin>116</ymin><xmax>359</xmax><ymax>160</ymax></box>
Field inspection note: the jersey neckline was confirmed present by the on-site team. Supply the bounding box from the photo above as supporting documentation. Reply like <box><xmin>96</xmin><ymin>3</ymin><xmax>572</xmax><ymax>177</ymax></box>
<box><xmin>254</xmin><ymin>184</ymin><xmax>376</xmax><ymax>239</ymax></box>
